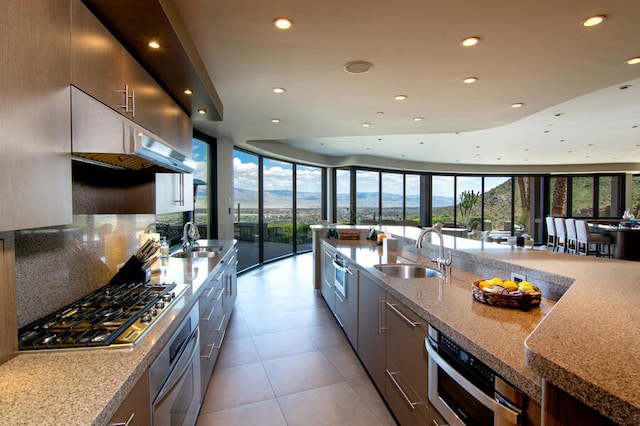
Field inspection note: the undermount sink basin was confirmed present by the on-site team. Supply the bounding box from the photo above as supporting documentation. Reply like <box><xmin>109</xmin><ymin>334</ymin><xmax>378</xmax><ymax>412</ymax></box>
<box><xmin>374</xmin><ymin>264</ymin><xmax>442</xmax><ymax>279</ymax></box>
<box><xmin>170</xmin><ymin>246</ymin><xmax>223</xmax><ymax>259</ymax></box>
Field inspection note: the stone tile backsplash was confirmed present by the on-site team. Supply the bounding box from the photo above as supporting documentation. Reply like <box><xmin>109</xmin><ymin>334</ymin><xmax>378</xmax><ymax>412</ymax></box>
<box><xmin>15</xmin><ymin>214</ymin><xmax>155</xmax><ymax>327</ymax></box>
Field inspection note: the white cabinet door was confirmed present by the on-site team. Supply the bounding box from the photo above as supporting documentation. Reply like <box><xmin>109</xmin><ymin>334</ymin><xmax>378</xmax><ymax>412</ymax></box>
<box><xmin>155</xmin><ymin>173</ymin><xmax>194</xmax><ymax>214</ymax></box>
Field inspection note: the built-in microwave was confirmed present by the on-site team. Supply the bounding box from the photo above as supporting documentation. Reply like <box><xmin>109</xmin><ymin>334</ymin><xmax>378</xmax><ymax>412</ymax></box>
<box><xmin>426</xmin><ymin>325</ymin><xmax>523</xmax><ymax>426</ymax></box>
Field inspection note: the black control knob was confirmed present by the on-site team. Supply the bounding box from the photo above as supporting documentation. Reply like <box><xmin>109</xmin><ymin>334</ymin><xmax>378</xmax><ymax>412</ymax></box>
<box><xmin>155</xmin><ymin>301</ymin><xmax>165</xmax><ymax>309</ymax></box>
<box><xmin>162</xmin><ymin>294</ymin><xmax>172</xmax><ymax>302</ymax></box>
<box><xmin>141</xmin><ymin>314</ymin><xmax>152</xmax><ymax>323</ymax></box>
<box><xmin>149</xmin><ymin>309</ymin><xmax>158</xmax><ymax>316</ymax></box>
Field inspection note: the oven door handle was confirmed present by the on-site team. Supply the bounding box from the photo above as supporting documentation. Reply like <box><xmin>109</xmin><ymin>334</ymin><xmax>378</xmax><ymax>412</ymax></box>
<box><xmin>426</xmin><ymin>341</ymin><xmax>520</xmax><ymax>425</ymax></box>
<box><xmin>153</xmin><ymin>327</ymin><xmax>199</xmax><ymax>406</ymax></box>
<box><xmin>332</xmin><ymin>260</ymin><xmax>346</xmax><ymax>271</ymax></box>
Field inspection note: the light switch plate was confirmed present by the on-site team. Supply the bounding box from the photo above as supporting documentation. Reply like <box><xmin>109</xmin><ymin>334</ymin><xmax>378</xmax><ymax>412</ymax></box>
<box><xmin>511</xmin><ymin>273</ymin><xmax>526</xmax><ymax>283</ymax></box>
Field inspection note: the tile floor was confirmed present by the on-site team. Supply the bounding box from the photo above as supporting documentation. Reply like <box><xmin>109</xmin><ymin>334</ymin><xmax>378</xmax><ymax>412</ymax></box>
<box><xmin>196</xmin><ymin>252</ymin><xmax>396</xmax><ymax>426</ymax></box>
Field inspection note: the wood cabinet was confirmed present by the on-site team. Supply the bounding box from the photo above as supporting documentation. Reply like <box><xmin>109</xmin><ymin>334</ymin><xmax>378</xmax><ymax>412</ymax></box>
<box><xmin>385</xmin><ymin>294</ymin><xmax>430</xmax><ymax>425</ymax></box>
<box><xmin>198</xmin><ymin>263</ymin><xmax>226</xmax><ymax>398</ymax></box>
<box><xmin>334</xmin><ymin>262</ymin><xmax>358</xmax><ymax>348</ymax></box>
<box><xmin>0</xmin><ymin>232</ymin><xmax>17</xmax><ymax>365</ymax></box>
<box><xmin>0</xmin><ymin>0</ymin><xmax>72</xmax><ymax>232</ymax></box>
<box><xmin>71</xmin><ymin>0</ymin><xmax>192</xmax><ymax>157</ymax></box>
<box><xmin>357</xmin><ymin>272</ymin><xmax>386</xmax><ymax>393</ymax></box>
<box><xmin>108</xmin><ymin>370</ymin><xmax>150</xmax><ymax>426</ymax></box>
<box><xmin>320</xmin><ymin>245</ymin><xmax>336</xmax><ymax>312</ymax></box>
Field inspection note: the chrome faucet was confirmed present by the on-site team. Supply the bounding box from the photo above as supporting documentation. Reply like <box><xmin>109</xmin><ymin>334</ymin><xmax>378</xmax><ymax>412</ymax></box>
<box><xmin>182</xmin><ymin>222</ymin><xmax>201</xmax><ymax>252</ymax></box>
<box><xmin>415</xmin><ymin>223</ymin><xmax>452</xmax><ymax>273</ymax></box>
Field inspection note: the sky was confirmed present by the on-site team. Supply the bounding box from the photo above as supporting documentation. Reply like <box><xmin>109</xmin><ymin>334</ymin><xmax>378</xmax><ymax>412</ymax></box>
<box><xmin>233</xmin><ymin>150</ymin><xmax>509</xmax><ymax>196</ymax></box>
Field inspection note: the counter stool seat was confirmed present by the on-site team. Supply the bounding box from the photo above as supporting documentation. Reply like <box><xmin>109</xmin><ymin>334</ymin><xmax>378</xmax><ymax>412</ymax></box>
<box><xmin>554</xmin><ymin>217</ymin><xmax>567</xmax><ymax>253</ymax></box>
<box><xmin>545</xmin><ymin>217</ymin><xmax>556</xmax><ymax>250</ymax></box>
<box><xmin>576</xmin><ymin>220</ymin><xmax>612</xmax><ymax>257</ymax></box>
<box><xmin>565</xmin><ymin>218</ymin><xmax>577</xmax><ymax>254</ymax></box>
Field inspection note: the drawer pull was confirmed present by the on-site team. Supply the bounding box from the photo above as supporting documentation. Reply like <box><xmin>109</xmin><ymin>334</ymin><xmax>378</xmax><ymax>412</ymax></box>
<box><xmin>109</xmin><ymin>412</ymin><xmax>134</xmax><ymax>426</ymax></box>
<box><xmin>386</xmin><ymin>369</ymin><xmax>421</xmax><ymax>410</ymax></box>
<box><xmin>386</xmin><ymin>302</ymin><xmax>420</xmax><ymax>328</ymax></box>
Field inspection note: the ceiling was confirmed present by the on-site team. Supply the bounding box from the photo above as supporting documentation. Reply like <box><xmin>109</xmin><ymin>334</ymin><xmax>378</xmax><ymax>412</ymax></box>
<box><xmin>173</xmin><ymin>0</ymin><xmax>640</xmax><ymax>173</ymax></box>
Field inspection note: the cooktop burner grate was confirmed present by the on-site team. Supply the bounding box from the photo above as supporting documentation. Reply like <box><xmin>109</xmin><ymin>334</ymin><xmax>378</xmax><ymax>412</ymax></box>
<box><xmin>18</xmin><ymin>281</ymin><xmax>180</xmax><ymax>351</ymax></box>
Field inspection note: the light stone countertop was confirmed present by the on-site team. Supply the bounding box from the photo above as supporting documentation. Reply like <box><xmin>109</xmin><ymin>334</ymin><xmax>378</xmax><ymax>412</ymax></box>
<box><xmin>0</xmin><ymin>239</ymin><xmax>236</xmax><ymax>426</ymax></box>
<box><xmin>315</xmin><ymin>225</ymin><xmax>640</xmax><ymax>424</ymax></box>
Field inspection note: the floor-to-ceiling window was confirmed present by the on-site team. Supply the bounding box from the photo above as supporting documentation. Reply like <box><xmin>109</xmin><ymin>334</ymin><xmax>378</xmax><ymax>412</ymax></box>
<box><xmin>233</xmin><ymin>150</ymin><xmax>260</xmax><ymax>271</ymax></box>
<box><xmin>192</xmin><ymin>138</ymin><xmax>209</xmax><ymax>236</ymax></box>
<box><xmin>295</xmin><ymin>164</ymin><xmax>323</xmax><ymax>252</ymax></box>
<box><xmin>432</xmin><ymin>176</ymin><xmax>455</xmax><ymax>225</ymax></box>
<box><xmin>263</xmin><ymin>158</ymin><xmax>293</xmax><ymax>261</ymax></box>
<box><xmin>336</xmin><ymin>169</ymin><xmax>352</xmax><ymax>224</ymax></box>
<box><xmin>405</xmin><ymin>174</ymin><xmax>421</xmax><ymax>225</ymax></box>
<box><xmin>571</xmin><ymin>176</ymin><xmax>594</xmax><ymax>217</ymax></box>
<box><xmin>381</xmin><ymin>172</ymin><xmax>403</xmax><ymax>222</ymax></box>
<box><xmin>356</xmin><ymin>170</ymin><xmax>379</xmax><ymax>224</ymax></box>
<box><xmin>456</xmin><ymin>176</ymin><xmax>482</xmax><ymax>229</ymax></box>
<box><xmin>632</xmin><ymin>175</ymin><xmax>640</xmax><ymax>217</ymax></box>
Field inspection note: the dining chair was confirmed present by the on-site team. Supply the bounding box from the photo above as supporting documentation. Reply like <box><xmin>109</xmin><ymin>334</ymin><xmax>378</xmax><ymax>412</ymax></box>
<box><xmin>545</xmin><ymin>217</ymin><xmax>556</xmax><ymax>250</ymax></box>
<box><xmin>575</xmin><ymin>220</ymin><xmax>612</xmax><ymax>257</ymax></box>
<box><xmin>554</xmin><ymin>217</ymin><xmax>567</xmax><ymax>253</ymax></box>
<box><xmin>565</xmin><ymin>218</ymin><xmax>577</xmax><ymax>254</ymax></box>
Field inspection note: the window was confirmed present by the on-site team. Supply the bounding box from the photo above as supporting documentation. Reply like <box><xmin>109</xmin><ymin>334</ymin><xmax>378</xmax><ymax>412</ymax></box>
<box><xmin>632</xmin><ymin>175</ymin><xmax>640</xmax><ymax>217</ymax></box>
<box><xmin>233</xmin><ymin>150</ymin><xmax>260</xmax><ymax>271</ymax></box>
<box><xmin>192</xmin><ymin>138</ymin><xmax>209</xmax><ymax>235</ymax></box>
<box><xmin>381</xmin><ymin>172</ymin><xmax>403</xmax><ymax>222</ymax></box>
<box><xmin>549</xmin><ymin>177</ymin><xmax>568</xmax><ymax>217</ymax></box>
<box><xmin>405</xmin><ymin>174</ymin><xmax>421</xmax><ymax>225</ymax></box>
<box><xmin>356</xmin><ymin>170</ymin><xmax>379</xmax><ymax>223</ymax></box>
<box><xmin>514</xmin><ymin>176</ymin><xmax>534</xmax><ymax>233</ymax></box>
<box><xmin>571</xmin><ymin>176</ymin><xmax>593</xmax><ymax>217</ymax></box>
<box><xmin>336</xmin><ymin>169</ymin><xmax>351</xmax><ymax>224</ymax></box>
<box><xmin>456</xmin><ymin>176</ymin><xmax>482</xmax><ymax>229</ymax></box>
<box><xmin>483</xmin><ymin>177</ymin><xmax>511</xmax><ymax>231</ymax></box>
<box><xmin>296</xmin><ymin>164</ymin><xmax>322</xmax><ymax>251</ymax></box>
<box><xmin>432</xmin><ymin>175</ymin><xmax>454</xmax><ymax>225</ymax></box>
<box><xmin>263</xmin><ymin>158</ymin><xmax>293</xmax><ymax>261</ymax></box>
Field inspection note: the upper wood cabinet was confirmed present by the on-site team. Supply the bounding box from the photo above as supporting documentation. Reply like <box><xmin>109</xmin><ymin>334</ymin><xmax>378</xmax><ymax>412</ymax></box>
<box><xmin>71</xmin><ymin>0</ymin><xmax>192</xmax><ymax>158</ymax></box>
<box><xmin>0</xmin><ymin>232</ymin><xmax>18</xmax><ymax>365</ymax></box>
<box><xmin>0</xmin><ymin>0</ymin><xmax>73</xmax><ymax>232</ymax></box>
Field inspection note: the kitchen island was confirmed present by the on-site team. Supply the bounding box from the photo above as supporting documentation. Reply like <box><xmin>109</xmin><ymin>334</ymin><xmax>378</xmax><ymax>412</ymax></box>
<box><xmin>313</xmin><ymin>225</ymin><xmax>639</xmax><ymax>425</ymax></box>
<box><xmin>0</xmin><ymin>239</ymin><xmax>236</xmax><ymax>426</ymax></box>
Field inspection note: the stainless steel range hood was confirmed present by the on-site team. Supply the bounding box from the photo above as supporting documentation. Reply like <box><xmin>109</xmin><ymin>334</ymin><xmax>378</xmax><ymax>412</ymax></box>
<box><xmin>71</xmin><ymin>86</ymin><xmax>195</xmax><ymax>174</ymax></box>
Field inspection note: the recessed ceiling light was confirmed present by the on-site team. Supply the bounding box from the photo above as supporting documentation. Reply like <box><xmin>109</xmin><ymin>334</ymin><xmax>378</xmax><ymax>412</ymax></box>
<box><xmin>273</xmin><ymin>17</ymin><xmax>293</xmax><ymax>30</ymax></box>
<box><xmin>394</xmin><ymin>95</ymin><xmax>407</xmax><ymax>101</ymax></box>
<box><xmin>511</xmin><ymin>102</ymin><xmax>525</xmax><ymax>108</ymax></box>
<box><xmin>184</xmin><ymin>89</ymin><xmax>193</xmax><ymax>95</ymax></box>
<box><xmin>197</xmin><ymin>109</ymin><xmax>206</xmax><ymax>115</ymax></box>
<box><xmin>362</xmin><ymin>123</ymin><xmax>371</xmax><ymax>127</ymax></box>
<box><xmin>463</xmin><ymin>77</ymin><xmax>478</xmax><ymax>84</ymax></box>
<box><xmin>627</xmin><ymin>57</ymin><xmax>640</xmax><ymax>65</ymax></box>
<box><xmin>377</xmin><ymin>111</ymin><xmax>384</xmax><ymax>115</ymax></box>
<box><xmin>581</xmin><ymin>15</ymin><xmax>606</xmax><ymax>27</ymax></box>
<box><xmin>619</xmin><ymin>85</ymin><xmax>632</xmax><ymax>90</ymax></box>
<box><xmin>461</xmin><ymin>36</ymin><xmax>480</xmax><ymax>47</ymax></box>
<box><xmin>272</xmin><ymin>87</ymin><xmax>286</xmax><ymax>94</ymax></box>
<box><xmin>148</xmin><ymin>40</ymin><xmax>160</xmax><ymax>49</ymax></box>
<box><xmin>413</xmin><ymin>117</ymin><xmax>423</xmax><ymax>122</ymax></box>
<box><xmin>271</xmin><ymin>119</ymin><xmax>281</xmax><ymax>123</ymax></box>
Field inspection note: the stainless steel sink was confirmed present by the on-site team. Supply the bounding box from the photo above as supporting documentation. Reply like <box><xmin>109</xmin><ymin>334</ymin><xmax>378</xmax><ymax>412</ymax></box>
<box><xmin>374</xmin><ymin>264</ymin><xmax>442</xmax><ymax>278</ymax></box>
<box><xmin>170</xmin><ymin>246</ymin><xmax>223</xmax><ymax>259</ymax></box>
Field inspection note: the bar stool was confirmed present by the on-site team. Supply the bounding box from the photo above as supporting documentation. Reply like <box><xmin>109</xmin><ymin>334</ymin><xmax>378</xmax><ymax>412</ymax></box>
<box><xmin>565</xmin><ymin>218</ymin><xmax>577</xmax><ymax>254</ymax></box>
<box><xmin>554</xmin><ymin>217</ymin><xmax>567</xmax><ymax>253</ymax></box>
<box><xmin>575</xmin><ymin>220</ymin><xmax>612</xmax><ymax>257</ymax></box>
<box><xmin>545</xmin><ymin>217</ymin><xmax>556</xmax><ymax>250</ymax></box>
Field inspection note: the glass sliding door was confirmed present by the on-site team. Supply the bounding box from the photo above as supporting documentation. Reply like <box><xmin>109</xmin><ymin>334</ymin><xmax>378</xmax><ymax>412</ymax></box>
<box><xmin>514</xmin><ymin>176</ymin><xmax>534</xmax><ymax>233</ymax></box>
<box><xmin>550</xmin><ymin>177</ymin><xmax>568</xmax><ymax>217</ymax></box>
<box><xmin>192</xmin><ymin>138</ymin><xmax>209</xmax><ymax>237</ymax></box>
<box><xmin>571</xmin><ymin>176</ymin><xmax>594</xmax><ymax>217</ymax></box>
<box><xmin>296</xmin><ymin>164</ymin><xmax>322</xmax><ymax>252</ymax></box>
<box><xmin>263</xmin><ymin>158</ymin><xmax>293</xmax><ymax>261</ymax></box>
<box><xmin>233</xmin><ymin>150</ymin><xmax>260</xmax><ymax>271</ymax></box>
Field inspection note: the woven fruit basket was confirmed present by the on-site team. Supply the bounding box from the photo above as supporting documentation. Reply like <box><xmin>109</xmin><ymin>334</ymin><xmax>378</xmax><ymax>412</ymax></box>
<box><xmin>338</xmin><ymin>230</ymin><xmax>361</xmax><ymax>240</ymax></box>
<box><xmin>471</xmin><ymin>280</ymin><xmax>541</xmax><ymax>311</ymax></box>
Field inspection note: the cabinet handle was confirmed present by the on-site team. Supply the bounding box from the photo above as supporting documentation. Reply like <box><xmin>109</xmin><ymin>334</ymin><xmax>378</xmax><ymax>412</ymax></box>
<box><xmin>200</xmin><ymin>286</ymin><xmax>214</xmax><ymax>300</ymax></box>
<box><xmin>118</xmin><ymin>85</ymin><xmax>132</xmax><ymax>115</ymax></box>
<box><xmin>202</xmin><ymin>340</ymin><xmax>217</xmax><ymax>359</ymax></box>
<box><xmin>386</xmin><ymin>302</ymin><xmax>420</xmax><ymax>328</ymax></box>
<box><xmin>109</xmin><ymin>412</ymin><xmax>134</xmax><ymax>426</ymax></box>
<box><xmin>386</xmin><ymin>369</ymin><xmax>422</xmax><ymax>410</ymax></box>
<box><xmin>201</xmin><ymin>307</ymin><xmax>215</xmax><ymax>322</ymax></box>
<box><xmin>130</xmin><ymin>89</ymin><xmax>135</xmax><ymax>117</ymax></box>
<box><xmin>335</xmin><ymin>291</ymin><xmax>345</xmax><ymax>303</ymax></box>
<box><xmin>432</xmin><ymin>419</ymin><xmax>447</xmax><ymax>426</ymax></box>
<box><xmin>378</xmin><ymin>297</ymin><xmax>387</xmax><ymax>334</ymax></box>
<box><xmin>216</xmin><ymin>314</ymin><xmax>227</xmax><ymax>332</ymax></box>
<box><xmin>335</xmin><ymin>312</ymin><xmax>346</xmax><ymax>328</ymax></box>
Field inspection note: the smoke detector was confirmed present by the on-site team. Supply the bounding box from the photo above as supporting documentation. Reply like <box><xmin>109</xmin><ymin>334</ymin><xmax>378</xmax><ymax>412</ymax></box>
<box><xmin>343</xmin><ymin>61</ymin><xmax>373</xmax><ymax>74</ymax></box>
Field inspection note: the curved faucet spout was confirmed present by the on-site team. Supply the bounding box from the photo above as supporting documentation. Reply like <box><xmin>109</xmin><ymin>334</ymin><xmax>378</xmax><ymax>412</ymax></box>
<box><xmin>415</xmin><ymin>223</ymin><xmax>451</xmax><ymax>273</ymax></box>
<box><xmin>182</xmin><ymin>222</ymin><xmax>200</xmax><ymax>252</ymax></box>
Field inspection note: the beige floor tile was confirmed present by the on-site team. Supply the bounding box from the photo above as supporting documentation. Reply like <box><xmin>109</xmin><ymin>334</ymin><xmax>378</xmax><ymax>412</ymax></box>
<box><xmin>321</xmin><ymin>345</ymin><xmax>367</xmax><ymax>380</ymax></box>
<box><xmin>290</xmin><ymin>306</ymin><xmax>336</xmax><ymax>327</ymax></box>
<box><xmin>252</xmin><ymin>328</ymin><xmax>318</xmax><ymax>361</ymax></box>
<box><xmin>223</xmin><ymin>313</ymin><xmax>251</xmax><ymax>340</ymax></box>
<box><xmin>278</xmin><ymin>382</ymin><xmax>385</xmax><ymax>426</ymax></box>
<box><xmin>200</xmin><ymin>362</ymin><xmax>275</xmax><ymax>413</ymax></box>
<box><xmin>263</xmin><ymin>351</ymin><xmax>344</xmax><ymax>397</ymax></box>
<box><xmin>304</xmin><ymin>323</ymin><xmax>349</xmax><ymax>349</ymax></box>
<box><xmin>215</xmin><ymin>336</ymin><xmax>261</xmax><ymax>369</ymax></box>
<box><xmin>348</xmin><ymin>377</ymin><xmax>397</xmax><ymax>426</ymax></box>
<box><xmin>245</xmin><ymin>311</ymin><xmax>301</xmax><ymax>336</ymax></box>
<box><xmin>196</xmin><ymin>399</ymin><xmax>287</xmax><ymax>426</ymax></box>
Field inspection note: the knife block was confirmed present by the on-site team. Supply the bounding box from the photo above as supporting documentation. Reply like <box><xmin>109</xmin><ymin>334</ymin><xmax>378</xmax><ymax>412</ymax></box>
<box><xmin>109</xmin><ymin>256</ymin><xmax>147</xmax><ymax>285</ymax></box>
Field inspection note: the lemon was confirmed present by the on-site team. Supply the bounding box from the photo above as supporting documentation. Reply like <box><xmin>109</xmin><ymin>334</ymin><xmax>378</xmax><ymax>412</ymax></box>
<box><xmin>518</xmin><ymin>281</ymin><xmax>534</xmax><ymax>292</ymax></box>
<box><xmin>478</xmin><ymin>280</ymin><xmax>491</xmax><ymax>289</ymax></box>
<box><xmin>503</xmin><ymin>280</ymin><xmax>518</xmax><ymax>292</ymax></box>
<box><xmin>489</xmin><ymin>277</ymin><xmax>503</xmax><ymax>285</ymax></box>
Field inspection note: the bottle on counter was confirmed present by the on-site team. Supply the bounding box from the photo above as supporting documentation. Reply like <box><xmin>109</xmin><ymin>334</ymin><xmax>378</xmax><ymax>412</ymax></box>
<box><xmin>160</xmin><ymin>237</ymin><xmax>169</xmax><ymax>258</ymax></box>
